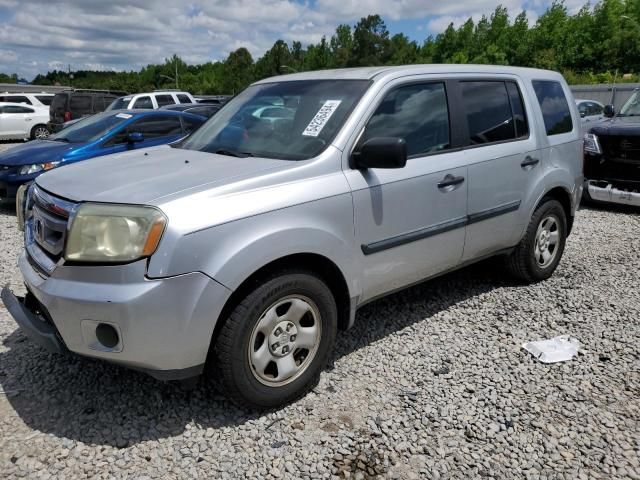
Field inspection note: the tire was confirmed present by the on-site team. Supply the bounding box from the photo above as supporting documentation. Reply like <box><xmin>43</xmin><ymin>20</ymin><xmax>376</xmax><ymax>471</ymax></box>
<box><xmin>30</xmin><ymin>124</ymin><xmax>49</xmax><ymax>140</ymax></box>
<box><xmin>506</xmin><ymin>198</ymin><xmax>567</xmax><ymax>283</ymax></box>
<box><xmin>212</xmin><ymin>270</ymin><xmax>337</xmax><ymax>409</ymax></box>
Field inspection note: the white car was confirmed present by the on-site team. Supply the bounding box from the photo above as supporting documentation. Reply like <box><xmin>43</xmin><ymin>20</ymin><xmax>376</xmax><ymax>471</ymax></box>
<box><xmin>575</xmin><ymin>98</ymin><xmax>605</xmax><ymax>127</ymax></box>
<box><xmin>107</xmin><ymin>91</ymin><xmax>196</xmax><ymax>110</ymax></box>
<box><xmin>0</xmin><ymin>102</ymin><xmax>50</xmax><ymax>140</ymax></box>
<box><xmin>0</xmin><ymin>92</ymin><xmax>54</xmax><ymax>108</ymax></box>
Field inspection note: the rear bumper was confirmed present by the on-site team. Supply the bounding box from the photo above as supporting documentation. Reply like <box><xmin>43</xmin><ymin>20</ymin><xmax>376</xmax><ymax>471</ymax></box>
<box><xmin>47</xmin><ymin>122</ymin><xmax>64</xmax><ymax>133</ymax></box>
<box><xmin>585</xmin><ymin>180</ymin><xmax>640</xmax><ymax>207</ymax></box>
<box><xmin>3</xmin><ymin>251</ymin><xmax>233</xmax><ymax>380</ymax></box>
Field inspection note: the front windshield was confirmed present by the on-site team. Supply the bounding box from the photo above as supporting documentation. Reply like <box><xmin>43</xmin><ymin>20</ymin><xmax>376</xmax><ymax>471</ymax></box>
<box><xmin>179</xmin><ymin>80</ymin><xmax>371</xmax><ymax>160</ymax></box>
<box><xmin>619</xmin><ymin>91</ymin><xmax>640</xmax><ymax>117</ymax></box>
<box><xmin>49</xmin><ymin>112</ymin><xmax>130</xmax><ymax>143</ymax></box>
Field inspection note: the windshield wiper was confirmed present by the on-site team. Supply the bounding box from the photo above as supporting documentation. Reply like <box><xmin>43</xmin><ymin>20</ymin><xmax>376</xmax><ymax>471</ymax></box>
<box><xmin>215</xmin><ymin>148</ymin><xmax>253</xmax><ymax>158</ymax></box>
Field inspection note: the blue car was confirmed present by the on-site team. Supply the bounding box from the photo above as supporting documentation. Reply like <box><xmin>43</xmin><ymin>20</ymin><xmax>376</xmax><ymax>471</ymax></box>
<box><xmin>0</xmin><ymin>109</ymin><xmax>206</xmax><ymax>201</ymax></box>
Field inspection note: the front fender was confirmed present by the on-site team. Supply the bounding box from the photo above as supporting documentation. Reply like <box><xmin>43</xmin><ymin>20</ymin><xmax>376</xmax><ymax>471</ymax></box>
<box><xmin>147</xmin><ymin>192</ymin><xmax>360</xmax><ymax>300</ymax></box>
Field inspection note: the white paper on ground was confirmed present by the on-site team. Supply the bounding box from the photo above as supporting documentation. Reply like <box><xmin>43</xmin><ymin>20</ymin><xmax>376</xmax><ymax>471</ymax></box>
<box><xmin>522</xmin><ymin>335</ymin><xmax>580</xmax><ymax>363</ymax></box>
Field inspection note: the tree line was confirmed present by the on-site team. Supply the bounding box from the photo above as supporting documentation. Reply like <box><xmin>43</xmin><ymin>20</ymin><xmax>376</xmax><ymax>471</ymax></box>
<box><xmin>4</xmin><ymin>0</ymin><xmax>640</xmax><ymax>94</ymax></box>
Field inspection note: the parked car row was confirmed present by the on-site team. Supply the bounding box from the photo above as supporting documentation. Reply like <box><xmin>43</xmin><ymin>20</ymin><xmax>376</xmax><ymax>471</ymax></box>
<box><xmin>2</xmin><ymin>65</ymin><xmax>586</xmax><ymax>409</ymax></box>
<box><xmin>0</xmin><ymin>109</ymin><xmax>206</xmax><ymax>201</ymax></box>
<box><xmin>0</xmin><ymin>102</ymin><xmax>50</xmax><ymax>141</ymax></box>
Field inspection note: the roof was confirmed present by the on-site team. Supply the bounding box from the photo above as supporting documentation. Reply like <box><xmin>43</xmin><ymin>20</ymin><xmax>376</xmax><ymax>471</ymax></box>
<box><xmin>254</xmin><ymin>64</ymin><xmax>564</xmax><ymax>84</ymax></box>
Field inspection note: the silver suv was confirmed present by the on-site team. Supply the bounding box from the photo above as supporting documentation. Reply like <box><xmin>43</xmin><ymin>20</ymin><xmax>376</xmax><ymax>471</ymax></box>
<box><xmin>3</xmin><ymin>65</ymin><xmax>583</xmax><ymax>408</ymax></box>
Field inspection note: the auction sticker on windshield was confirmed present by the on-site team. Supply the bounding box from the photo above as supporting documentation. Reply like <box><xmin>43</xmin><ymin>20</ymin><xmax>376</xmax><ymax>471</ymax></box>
<box><xmin>302</xmin><ymin>100</ymin><xmax>342</xmax><ymax>137</ymax></box>
<box><xmin>116</xmin><ymin>113</ymin><xmax>132</xmax><ymax>119</ymax></box>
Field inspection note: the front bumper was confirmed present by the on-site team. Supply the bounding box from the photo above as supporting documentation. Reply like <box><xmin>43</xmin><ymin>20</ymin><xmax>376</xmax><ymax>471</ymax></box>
<box><xmin>3</xmin><ymin>251</ymin><xmax>232</xmax><ymax>380</ymax></box>
<box><xmin>585</xmin><ymin>180</ymin><xmax>640</xmax><ymax>207</ymax></box>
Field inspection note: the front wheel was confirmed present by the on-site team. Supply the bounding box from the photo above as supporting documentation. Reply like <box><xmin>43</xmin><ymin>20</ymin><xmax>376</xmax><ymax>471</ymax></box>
<box><xmin>506</xmin><ymin>198</ymin><xmax>567</xmax><ymax>283</ymax></box>
<box><xmin>212</xmin><ymin>270</ymin><xmax>337</xmax><ymax>409</ymax></box>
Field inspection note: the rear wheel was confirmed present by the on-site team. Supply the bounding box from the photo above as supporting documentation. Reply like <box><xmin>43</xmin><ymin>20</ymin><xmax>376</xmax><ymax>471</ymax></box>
<box><xmin>212</xmin><ymin>270</ymin><xmax>337</xmax><ymax>409</ymax></box>
<box><xmin>30</xmin><ymin>124</ymin><xmax>49</xmax><ymax>140</ymax></box>
<box><xmin>506</xmin><ymin>198</ymin><xmax>567</xmax><ymax>283</ymax></box>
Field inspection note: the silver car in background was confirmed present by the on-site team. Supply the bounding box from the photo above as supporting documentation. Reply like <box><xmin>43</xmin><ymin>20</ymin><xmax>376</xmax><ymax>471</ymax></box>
<box><xmin>2</xmin><ymin>65</ymin><xmax>583</xmax><ymax>408</ymax></box>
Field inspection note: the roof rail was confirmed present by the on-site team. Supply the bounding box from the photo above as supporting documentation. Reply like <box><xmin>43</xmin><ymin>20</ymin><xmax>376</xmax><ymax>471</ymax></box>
<box><xmin>60</xmin><ymin>88</ymin><xmax>129</xmax><ymax>95</ymax></box>
<box><xmin>153</xmin><ymin>89</ymin><xmax>185</xmax><ymax>92</ymax></box>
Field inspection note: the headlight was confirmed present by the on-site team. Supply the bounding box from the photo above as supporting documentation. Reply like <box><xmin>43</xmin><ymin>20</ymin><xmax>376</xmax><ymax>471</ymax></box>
<box><xmin>19</xmin><ymin>162</ymin><xmax>60</xmax><ymax>175</ymax></box>
<box><xmin>584</xmin><ymin>133</ymin><xmax>601</xmax><ymax>154</ymax></box>
<box><xmin>65</xmin><ymin>203</ymin><xmax>167</xmax><ymax>263</ymax></box>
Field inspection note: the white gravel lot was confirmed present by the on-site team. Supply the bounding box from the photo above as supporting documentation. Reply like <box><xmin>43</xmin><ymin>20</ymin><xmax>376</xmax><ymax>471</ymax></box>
<box><xmin>0</xmin><ymin>183</ymin><xmax>638</xmax><ymax>479</ymax></box>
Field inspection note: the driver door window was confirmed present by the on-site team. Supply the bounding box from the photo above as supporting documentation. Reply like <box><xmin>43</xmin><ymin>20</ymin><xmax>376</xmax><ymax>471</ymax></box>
<box><xmin>361</xmin><ymin>83</ymin><xmax>451</xmax><ymax>157</ymax></box>
<box><xmin>133</xmin><ymin>96</ymin><xmax>153</xmax><ymax>109</ymax></box>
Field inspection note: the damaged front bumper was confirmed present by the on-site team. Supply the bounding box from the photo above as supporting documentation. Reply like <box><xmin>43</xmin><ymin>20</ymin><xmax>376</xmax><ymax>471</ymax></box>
<box><xmin>586</xmin><ymin>180</ymin><xmax>640</xmax><ymax>207</ymax></box>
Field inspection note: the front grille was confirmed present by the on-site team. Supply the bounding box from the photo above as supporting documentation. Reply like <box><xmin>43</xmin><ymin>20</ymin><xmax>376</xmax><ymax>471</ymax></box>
<box><xmin>25</xmin><ymin>185</ymin><xmax>76</xmax><ymax>274</ymax></box>
<box><xmin>600</xmin><ymin>136</ymin><xmax>640</xmax><ymax>163</ymax></box>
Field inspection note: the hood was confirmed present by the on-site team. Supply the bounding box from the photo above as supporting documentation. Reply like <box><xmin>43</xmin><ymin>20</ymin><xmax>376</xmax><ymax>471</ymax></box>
<box><xmin>35</xmin><ymin>145</ymin><xmax>297</xmax><ymax>204</ymax></box>
<box><xmin>590</xmin><ymin>116</ymin><xmax>640</xmax><ymax>136</ymax></box>
<box><xmin>0</xmin><ymin>140</ymin><xmax>80</xmax><ymax>166</ymax></box>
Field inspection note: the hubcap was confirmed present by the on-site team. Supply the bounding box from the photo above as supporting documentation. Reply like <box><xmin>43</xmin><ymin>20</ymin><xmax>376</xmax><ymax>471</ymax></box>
<box><xmin>534</xmin><ymin>215</ymin><xmax>560</xmax><ymax>268</ymax></box>
<box><xmin>248</xmin><ymin>295</ymin><xmax>321</xmax><ymax>386</ymax></box>
<box><xmin>35</xmin><ymin>127</ymin><xmax>49</xmax><ymax>139</ymax></box>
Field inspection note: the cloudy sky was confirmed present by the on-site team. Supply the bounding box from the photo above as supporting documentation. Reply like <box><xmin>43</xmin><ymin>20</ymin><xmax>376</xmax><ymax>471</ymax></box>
<box><xmin>0</xmin><ymin>0</ymin><xmax>586</xmax><ymax>80</ymax></box>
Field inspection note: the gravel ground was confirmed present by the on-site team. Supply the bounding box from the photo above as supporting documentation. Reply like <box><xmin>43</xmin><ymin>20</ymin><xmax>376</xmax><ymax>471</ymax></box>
<box><xmin>0</xmin><ymin>198</ymin><xmax>639</xmax><ymax>479</ymax></box>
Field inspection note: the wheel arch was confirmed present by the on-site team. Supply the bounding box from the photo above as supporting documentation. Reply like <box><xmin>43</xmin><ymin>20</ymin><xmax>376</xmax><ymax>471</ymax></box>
<box><xmin>208</xmin><ymin>252</ymin><xmax>353</xmax><ymax>364</ymax></box>
<box><xmin>536</xmin><ymin>185</ymin><xmax>574</xmax><ymax>235</ymax></box>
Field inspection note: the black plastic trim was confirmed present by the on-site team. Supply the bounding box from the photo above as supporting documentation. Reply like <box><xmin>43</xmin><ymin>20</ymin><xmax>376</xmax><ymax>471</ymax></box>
<box><xmin>361</xmin><ymin>216</ymin><xmax>467</xmax><ymax>255</ymax></box>
<box><xmin>467</xmin><ymin>200</ymin><xmax>521</xmax><ymax>226</ymax></box>
<box><xmin>361</xmin><ymin>200</ymin><xmax>522</xmax><ymax>255</ymax></box>
<box><xmin>137</xmin><ymin>363</ymin><xmax>205</xmax><ymax>381</ymax></box>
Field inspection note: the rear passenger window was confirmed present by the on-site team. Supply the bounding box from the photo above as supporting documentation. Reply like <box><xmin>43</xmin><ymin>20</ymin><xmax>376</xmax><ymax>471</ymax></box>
<box><xmin>155</xmin><ymin>95</ymin><xmax>175</xmax><ymax>107</ymax></box>
<box><xmin>362</xmin><ymin>83</ymin><xmax>450</xmax><ymax>157</ymax></box>
<box><xmin>177</xmin><ymin>94</ymin><xmax>191</xmax><ymax>104</ymax></box>
<box><xmin>4</xmin><ymin>95</ymin><xmax>31</xmax><ymax>105</ymax></box>
<box><xmin>70</xmin><ymin>96</ymin><xmax>92</xmax><ymax>111</ymax></box>
<box><xmin>532</xmin><ymin>80</ymin><xmax>573</xmax><ymax>135</ymax></box>
<box><xmin>461</xmin><ymin>81</ymin><xmax>516</xmax><ymax>144</ymax></box>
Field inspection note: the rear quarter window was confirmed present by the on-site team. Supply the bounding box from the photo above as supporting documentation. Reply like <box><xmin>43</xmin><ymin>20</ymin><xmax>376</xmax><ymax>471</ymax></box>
<box><xmin>532</xmin><ymin>80</ymin><xmax>573</xmax><ymax>136</ymax></box>
<box><xmin>177</xmin><ymin>94</ymin><xmax>191</xmax><ymax>104</ymax></box>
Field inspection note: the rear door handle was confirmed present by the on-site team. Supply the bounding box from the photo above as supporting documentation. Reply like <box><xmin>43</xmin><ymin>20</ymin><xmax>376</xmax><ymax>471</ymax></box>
<box><xmin>438</xmin><ymin>174</ymin><xmax>465</xmax><ymax>189</ymax></box>
<box><xmin>521</xmin><ymin>156</ymin><xmax>540</xmax><ymax>168</ymax></box>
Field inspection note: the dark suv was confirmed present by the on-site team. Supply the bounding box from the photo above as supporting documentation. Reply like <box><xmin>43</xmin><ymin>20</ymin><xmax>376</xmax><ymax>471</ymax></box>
<box><xmin>49</xmin><ymin>89</ymin><xmax>128</xmax><ymax>133</ymax></box>
<box><xmin>584</xmin><ymin>89</ymin><xmax>640</xmax><ymax>207</ymax></box>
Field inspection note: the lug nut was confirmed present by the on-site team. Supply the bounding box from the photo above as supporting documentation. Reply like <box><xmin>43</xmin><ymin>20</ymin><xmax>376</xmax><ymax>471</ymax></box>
<box><xmin>282</xmin><ymin>346</ymin><xmax>289</xmax><ymax>354</ymax></box>
<box><xmin>274</xmin><ymin>328</ymin><xmax>282</xmax><ymax>336</ymax></box>
<box><xmin>272</xmin><ymin>342</ymin><xmax>279</xmax><ymax>350</ymax></box>
<box><xmin>290</xmin><ymin>335</ymin><xmax>297</xmax><ymax>341</ymax></box>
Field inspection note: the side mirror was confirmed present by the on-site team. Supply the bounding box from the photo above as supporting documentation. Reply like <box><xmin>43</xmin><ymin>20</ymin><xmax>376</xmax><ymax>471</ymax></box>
<box><xmin>603</xmin><ymin>105</ymin><xmax>615</xmax><ymax>118</ymax></box>
<box><xmin>580</xmin><ymin>111</ymin><xmax>586</xmax><ymax>118</ymax></box>
<box><xmin>351</xmin><ymin>137</ymin><xmax>407</xmax><ymax>169</ymax></box>
<box><xmin>127</xmin><ymin>132</ymin><xmax>144</xmax><ymax>143</ymax></box>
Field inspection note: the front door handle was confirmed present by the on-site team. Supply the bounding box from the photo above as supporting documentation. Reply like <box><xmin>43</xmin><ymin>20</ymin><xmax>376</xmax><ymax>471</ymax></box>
<box><xmin>521</xmin><ymin>156</ymin><xmax>540</xmax><ymax>169</ymax></box>
<box><xmin>438</xmin><ymin>174</ymin><xmax>465</xmax><ymax>190</ymax></box>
